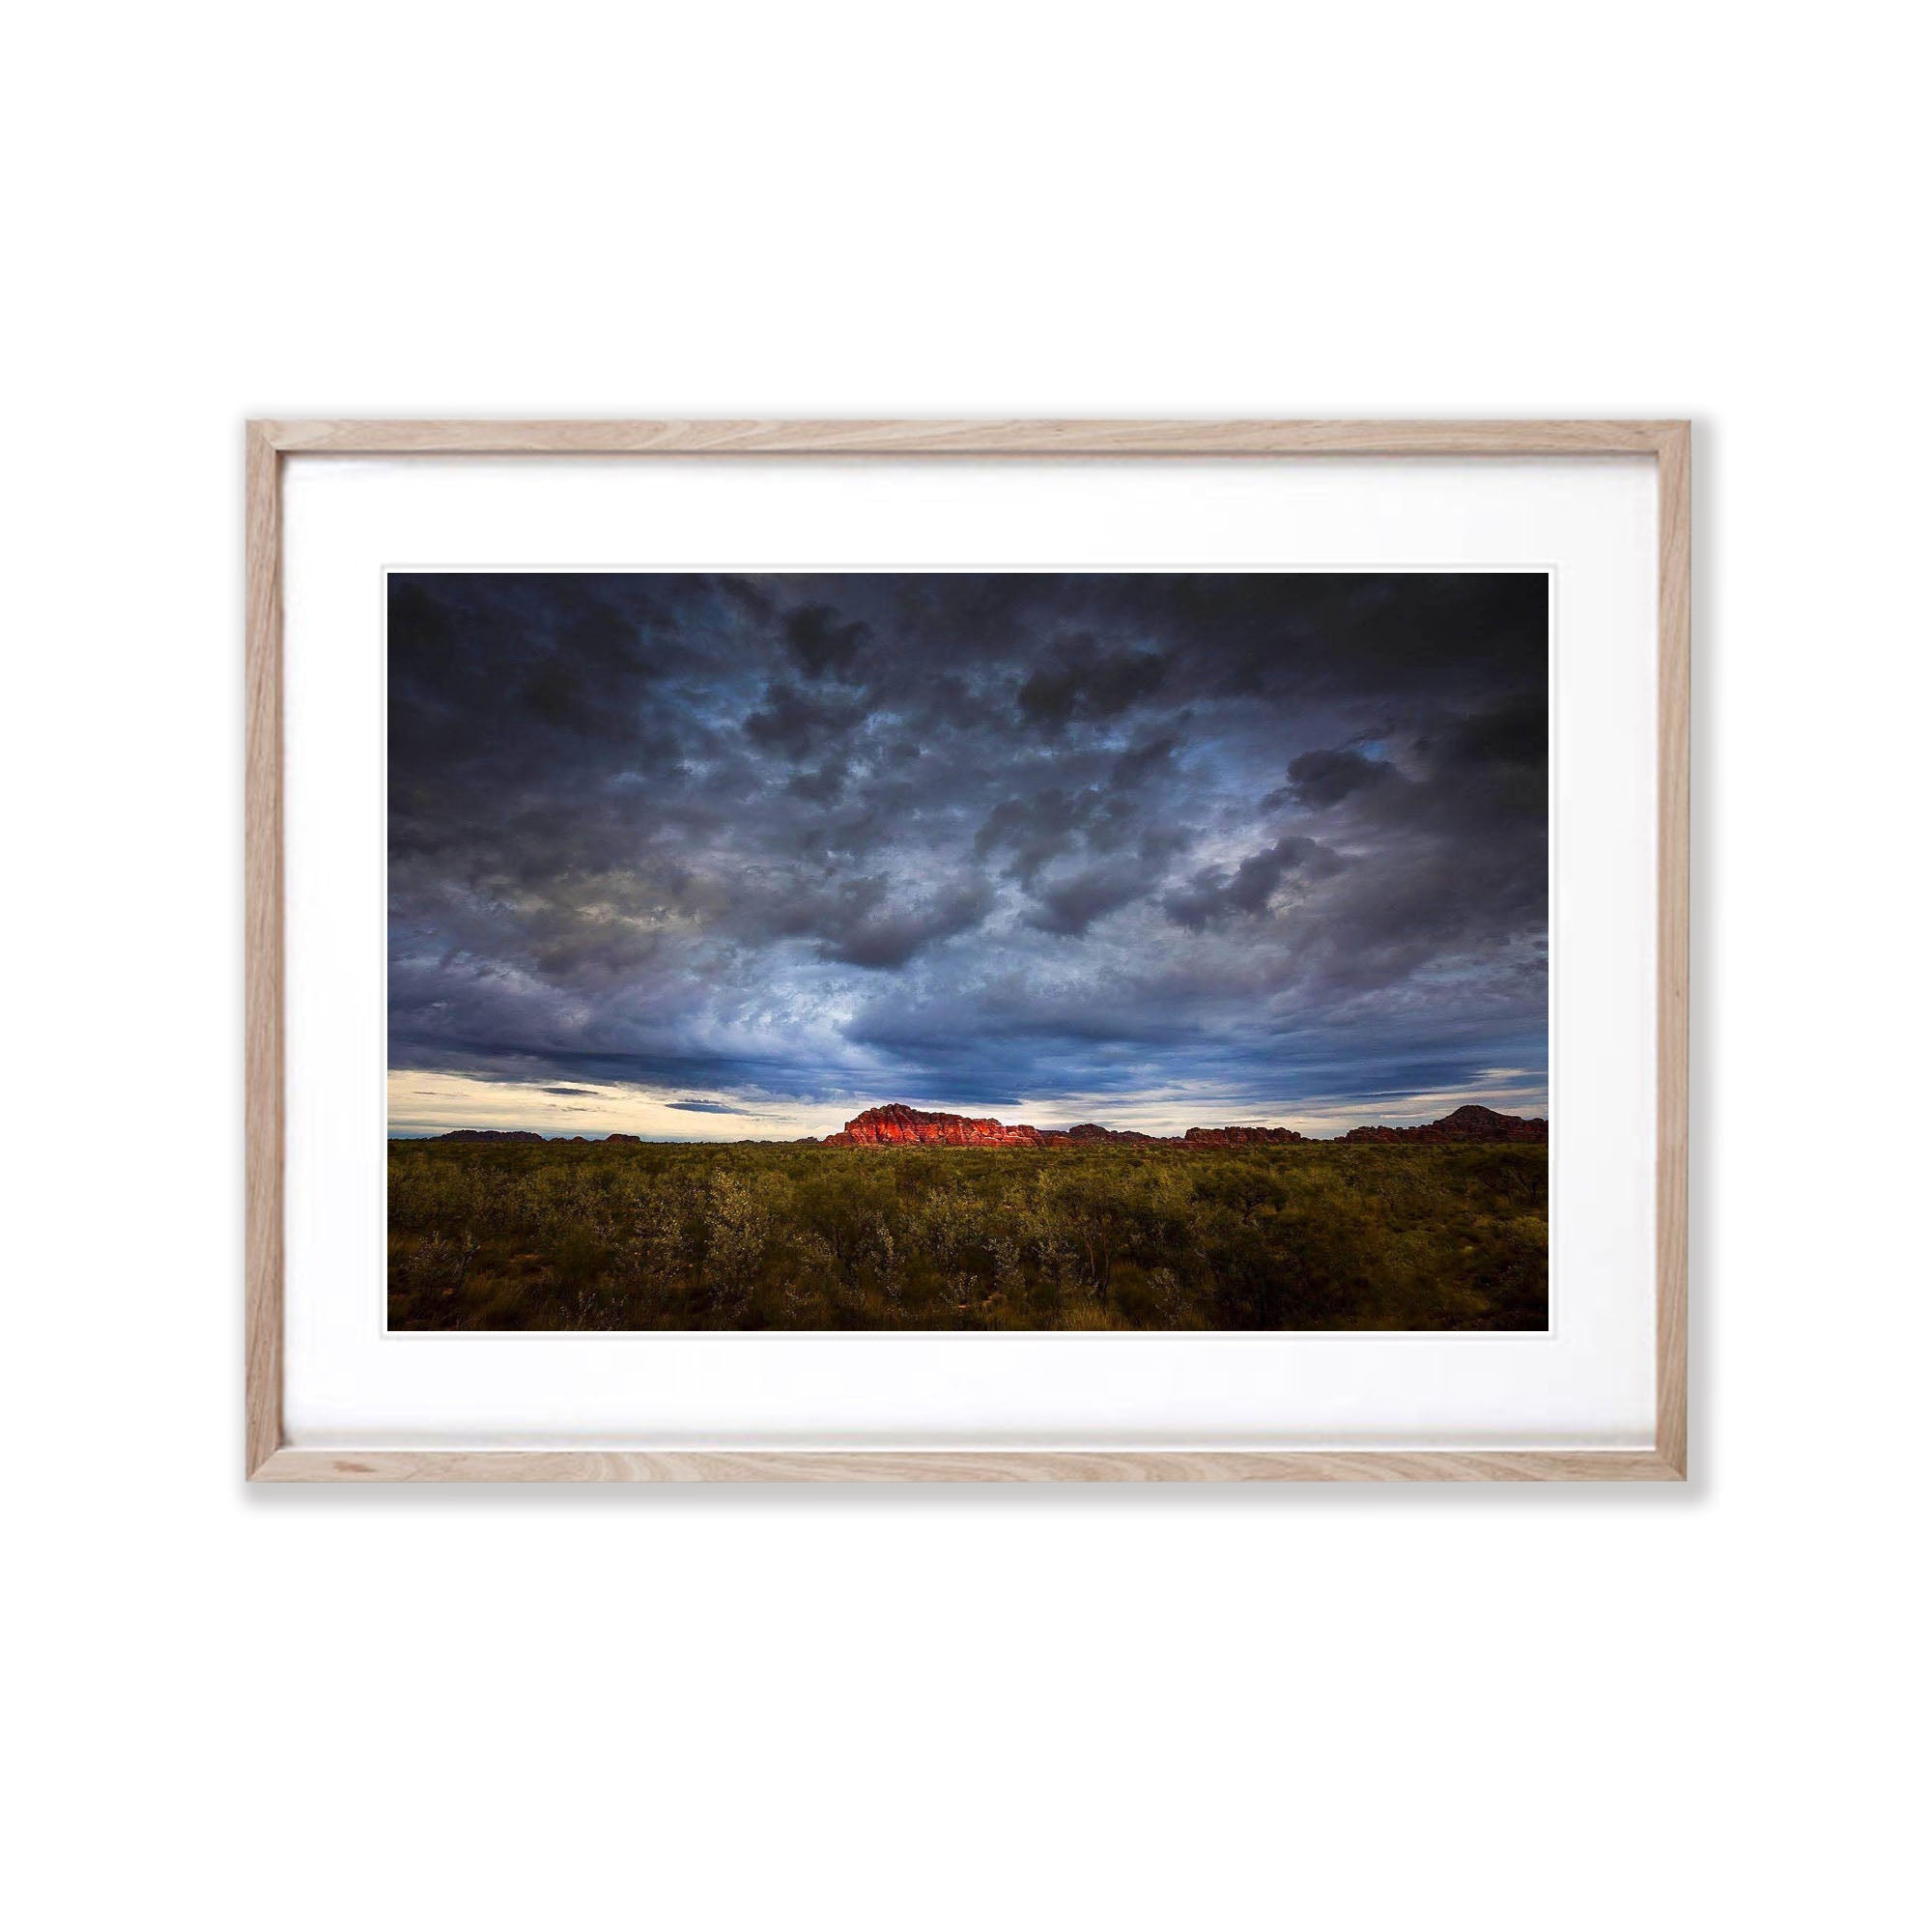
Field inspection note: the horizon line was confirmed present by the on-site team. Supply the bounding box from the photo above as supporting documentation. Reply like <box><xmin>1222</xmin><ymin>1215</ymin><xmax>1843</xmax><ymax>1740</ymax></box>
<box><xmin>388</xmin><ymin>1099</ymin><xmax>1547</xmax><ymax>1145</ymax></box>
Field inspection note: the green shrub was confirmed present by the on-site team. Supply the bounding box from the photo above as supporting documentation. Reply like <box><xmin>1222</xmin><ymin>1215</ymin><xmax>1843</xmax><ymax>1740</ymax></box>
<box><xmin>385</xmin><ymin>1139</ymin><xmax>1548</xmax><ymax>1333</ymax></box>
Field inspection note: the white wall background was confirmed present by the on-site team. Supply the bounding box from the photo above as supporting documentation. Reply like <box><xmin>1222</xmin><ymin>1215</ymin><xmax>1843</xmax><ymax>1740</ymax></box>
<box><xmin>5</xmin><ymin>6</ymin><xmax>1925</xmax><ymax>1929</ymax></box>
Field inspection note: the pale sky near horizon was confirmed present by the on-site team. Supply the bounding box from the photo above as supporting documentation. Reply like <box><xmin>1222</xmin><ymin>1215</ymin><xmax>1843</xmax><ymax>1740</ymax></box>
<box><xmin>388</xmin><ymin>572</ymin><xmax>1548</xmax><ymax>1139</ymax></box>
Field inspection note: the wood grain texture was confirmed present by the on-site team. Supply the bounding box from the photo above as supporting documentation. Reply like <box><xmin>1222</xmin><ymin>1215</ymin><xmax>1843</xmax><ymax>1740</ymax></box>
<box><xmin>244</xmin><ymin>424</ymin><xmax>284</xmax><ymax>1479</ymax></box>
<box><xmin>259</xmin><ymin>418</ymin><xmax>1681</xmax><ymax>458</ymax></box>
<box><xmin>1655</xmin><ymin>423</ymin><xmax>1691</xmax><ymax>1477</ymax></box>
<box><xmin>242</xmin><ymin>418</ymin><xmax>1691</xmax><ymax>1484</ymax></box>
<box><xmin>253</xmin><ymin>1448</ymin><xmax>1686</xmax><ymax>1484</ymax></box>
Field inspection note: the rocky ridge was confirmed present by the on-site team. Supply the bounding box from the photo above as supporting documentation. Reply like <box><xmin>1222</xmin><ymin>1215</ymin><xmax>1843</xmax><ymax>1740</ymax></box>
<box><xmin>423</xmin><ymin>1104</ymin><xmax>1548</xmax><ymax>1147</ymax></box>
<box><xmin>1338</xmin><ymin>1104</ymin><xmax>1548</xmax><ymax>1145</ymax></box>
<box><xmin>810</xmin><ymin>1102</ymin><xmax>1545</xmax><ymax>1148</ymax></box>
<box><xmin>821</xmin><ymin>1103</ymin><xmax>1155</xmax><ymax>1148</ymax></box>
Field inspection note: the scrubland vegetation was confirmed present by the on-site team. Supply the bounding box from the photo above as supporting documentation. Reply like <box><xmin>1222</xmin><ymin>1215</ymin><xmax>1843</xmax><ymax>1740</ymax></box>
<box><xmin>387</xmin><ymin>1139</ymin><xmax>1547</xmax><ymax>1331</ymax></box>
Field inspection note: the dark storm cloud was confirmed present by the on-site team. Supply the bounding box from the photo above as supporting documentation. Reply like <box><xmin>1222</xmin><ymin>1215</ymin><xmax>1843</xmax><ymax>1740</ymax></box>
<box><xmin>388</xmin><ymin>572</ymin><xmax>1548</xmax><ymax>1124</ymax></box>
<box><xmin>1017</xmin><ymin>638</ymin><xmax>1170</xmax><ymax>731</ymax></box>
<box><xmin>1110</xmin><ymin>733</ymin><xmax>1179</xmax><ymax>788</ymax></box>
<box><xmin>1162</xmin><ymin>835</ymin><xmax>1345</xmax><ymax>930</ymax></box>
<box><xmin>744</xmin><ymin>681</ymin><xmax>868</xmax><ymax>759</ymax></box>
<box><xmin>1282</xmin><ymin>747</ymin><xmax>1398</xmax><ymax>810</ymax></box>
<box><xmin>1026</xmin><ymin>858</ymin><xmax>1169</xmax><ymax>937</ymax></box>
<box><xmin>783</xmin><ymin>603</ymin><xmax>870</xmax><ymax>680</ymax></box>
<box><xmin>975</xmin><ymin>788</ymin><xmax>1105</xmax><ymax>885</ymax></box>
<box><xmin>667</xmin><ymin>1099</ymin><xmax>745</xmax><ymax>1115</ymax></box>
<box><xmin>812</xmin><ymin>878</ymin><xmax>995</xmax><ymax>970</ymax></box>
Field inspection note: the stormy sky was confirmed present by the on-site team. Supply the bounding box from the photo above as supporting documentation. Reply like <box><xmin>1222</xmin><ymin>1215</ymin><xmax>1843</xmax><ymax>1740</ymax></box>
<box><xmin>387</xmin><ymin>573</ymin><xmax>1548</xmax><ymax>1139</ymax></box>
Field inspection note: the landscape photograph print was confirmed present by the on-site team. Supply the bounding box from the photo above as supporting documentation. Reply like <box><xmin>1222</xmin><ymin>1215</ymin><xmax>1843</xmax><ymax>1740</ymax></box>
<box><xmin>388</xmin><ymin>570</ymin><xmax>1549</xmax><ymax>1333</ymax></box>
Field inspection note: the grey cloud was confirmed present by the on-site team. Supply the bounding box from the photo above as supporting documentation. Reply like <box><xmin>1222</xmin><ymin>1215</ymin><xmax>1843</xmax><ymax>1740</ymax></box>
<box><xmin>975</xmin><ymin>788</ymin><xmax>1100</xmax><ymax>885</ymax></box>
<box><xmin>1017</xmin><ymin>639</ymin><xmax>1169</xmax><ymax>731</ymax></box>
<box><xmin>785</xmin><ymin>762</ymin><xmax>848</xmax><ymax>805</ymax></box>
<box><xmin>1109</xmin><ymin>733</ymin><xmax>1179</xmax><ymax>788</ymax></box>
<box><xmin>1284</xmin><ymin>747</ymin><xmax>1400</xmax><ymax>810</ymax></box>
<box><xmin>784</xmin><ymin>602</ymin><xmax>870</xmax><ymax>680</ymax></box>
<box><xmin>744</xmin><ymin>681</ymin><xmax>868</xmax><ymax>760</ymax></box>
<box><xmin>388</xmin><ymin>573</ymin><xmax>1548</xmax><ymax>1125</ymax></box>
<box><xmin>1163</xmin><ymin>836</ymin><xmax>1344</xmax><ymax>930</ymax></box>
<box><xmin>1025</xmin><ymin>861</ymin><xmax>1162</xmax><ymax>936</ymax></box>
<box><xmin>832</xmin><ymin>887</ymin><xmax>994</xmax><ymax>969</ymax></box>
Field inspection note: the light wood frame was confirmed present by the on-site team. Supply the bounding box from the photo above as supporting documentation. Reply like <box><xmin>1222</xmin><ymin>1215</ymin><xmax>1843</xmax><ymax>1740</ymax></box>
<box><xmin>246</xmin><ymin>419</ymin><xmax>1690</xmax><ymax>1483</ymax></box>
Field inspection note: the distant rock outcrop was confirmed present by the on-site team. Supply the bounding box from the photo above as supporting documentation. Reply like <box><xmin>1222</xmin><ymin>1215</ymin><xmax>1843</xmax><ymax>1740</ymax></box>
<box><xmin>433</xmin><ymin>1103</ymin><xmax>1547</xmax><ymax>1148</ymax></box>
<box><xmin>826</xmin><ymin>1104</ymin><xmax>1055</xmax><ymax>1147</ymax></box>
<box><xmin>824</xmin><ymin>1105</ymin><xmax>1168</xmax><ymax>1147</ymax></box>
<box><xmin>818</xmin><ymin>1101</ymin><xmax>1546</xmax><ymax>1147</ymax></box>
<box><xmin>826</xmin><ymin>1104</ymin><xmax>1285</xmax><ymax>1147</ymax></box>
<box><xmin>1341</xmin><ymin>1104</ymin><xmax>1548</xmax><ymax>1145</ymax></box>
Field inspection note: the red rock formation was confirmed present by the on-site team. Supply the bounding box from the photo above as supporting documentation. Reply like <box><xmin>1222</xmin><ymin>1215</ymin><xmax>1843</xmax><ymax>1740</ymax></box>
<box><xmin>1341</xmin><ymin>1104</ymin><xmax>1547</xmax><ymax>1145</ymax></box>
<box><xmin>825</xmin><ymin>1105</ymin><xmax>1276</xmax><ymax>1147</ymax></box>
<box><xmin>816</xmin><ymin>1101</ymin><xmax>1546</xmax><ymax>1148</ymax></box>
<box><xmin>824</xmin><ymin>1105</ymin><xmax>1169</xmax><ymax>1147</ymax></box>
<box><xmin>826</xmin><ymin>1104</ymin><xmax>1056</xmax><ymax>1147</ymax></box>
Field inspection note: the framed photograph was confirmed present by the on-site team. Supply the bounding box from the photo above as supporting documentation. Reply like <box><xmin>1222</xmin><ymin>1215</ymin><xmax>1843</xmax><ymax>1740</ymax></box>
<box><xmin>246</xmin><ymin>420</ymin><xmax>1688</xmax><ymax>1482</ymax></box>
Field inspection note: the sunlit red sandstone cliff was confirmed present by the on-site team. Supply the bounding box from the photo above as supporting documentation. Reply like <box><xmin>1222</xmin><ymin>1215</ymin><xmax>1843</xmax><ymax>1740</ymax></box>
<box><xmin>813</xmin><ymin>1103</ymin><xmax>1544</xmax><ymax>1148</ymax></box>
<box><xmin>823</xmin><ymin>1104</ymin><xmax>1108</xmax><ymax>1147</ymax></box>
